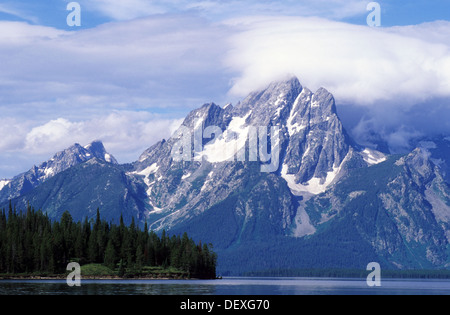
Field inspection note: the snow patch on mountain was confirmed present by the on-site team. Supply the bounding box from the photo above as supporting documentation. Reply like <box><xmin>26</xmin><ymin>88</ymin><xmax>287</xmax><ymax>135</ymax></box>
<box><xmin>201</xmin><ymin>171</ymin><xmax>214</xmax><ymax>192</ymax></box>
<box><xmin>200</xmin><ymin>112</ymin><xmax>251</xmax><ymax>163</ymax></box>
<box><xmin>104</xmin><ymin>153</ymin><xmax>112</xmax><ymax>163</ymax></box>
<box><xmin>311</xmin><ymin>94</ymin><xmax>320</xmax><ymax>108</ymax></box>
<box><xmin>282</xmin><ymin>152</ymin><xmax>350</xmax><ymax>195</ymax></box>
<box><xmin>0</xmin><ymin>180</ymin><xmax>10</xmax><ymax>191</ymax></box>
<box><xmin>361</xmin><ymin>148</ymin><xmax>387</xmax><ymax>166</ymax></box>
<box><xmin>281</xmin><ymin>164</ymin><xmax>333</xmax><ymax>195</ymax></box>
<box><xmin>135</xmin><ymin>163</ymin><xmax>159</xmax><ymax>177</ymax></box>
<box><xmin>287</xmin><ymin>92</ymin><xmax>308</xmax><ymax>137</ymax></box>
<box><xmin>181</xmin><ymin>172</ymin><xmax>192</xmax><ymax>180</ymax></box>
<box><xmin>127</xmin><ymin>163</ymin><xmax>161</xmax><ymax>203</ymax></box>
<box><xmin>274</xmin><ymin>92</ymin><xmax>287</xmax><ymax>107</ymax></box>
<box><xmin>149</xmin><ymin>200</ymin><xmax>163</xmax><ymax>213</ymax></box>
<box><xmin>43</xmin><ymin>167</ymin><xmax>55</xmax><ymax>179</ymax></box>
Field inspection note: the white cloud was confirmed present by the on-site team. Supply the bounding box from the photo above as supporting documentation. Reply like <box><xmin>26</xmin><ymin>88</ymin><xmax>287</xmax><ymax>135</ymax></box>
<box><xmin>25</xmin><ymin>118</ymin><xmax>77</xmax><ymax>154</ymax></box>
<box><xmin>0</xmin><ymin>117</ymin><xmax>30</xmax><ymax>152</ymax></box>
<box><xmin>8</xmin><ymin>15</ymin><xmax>450</xmax><ymax>117</ymax></box>
<box><xmin>0</xmin><ymin>20</ymin><xmax>65</xmax><ymax>42</ymax></box>
<box><xmin>224</xmin><ymin>17</ymin><xmax>450</xmax><ymax>107</ymax></box>
<box><xmin>0</xmin><ymin>16</ymin><xmax>229</xmax><ymax>177</ymax></box>
<box><xmin>385</xmin><ymin>127</ymin><xmax>423</xmax><ymax>154</ymax></box>
<box><xmin>0</xmin><ymin>17</ymin><xmax>231</xmax><ymax>115</ymax></box>
<box><xmin>0</xmin><ymin>111</ymin><xmax>182</xmax><ymax>178</ymax></box>
<box><xmin>22</xmin><ymin>112</ymin><xmax>182</xmax><ymax>162</ymax></box>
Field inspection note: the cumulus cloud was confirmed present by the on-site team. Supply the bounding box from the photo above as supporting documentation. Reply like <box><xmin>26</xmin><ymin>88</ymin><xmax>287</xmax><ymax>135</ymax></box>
<box><xmin>25</xmin><ymin>118</ymin><xmax>77</xmax><ymax>153</ymax></box>
<box><xmin>23</xmin><ymin>112</ymin><xmax>182</xmax><ymax>160</ymax></box>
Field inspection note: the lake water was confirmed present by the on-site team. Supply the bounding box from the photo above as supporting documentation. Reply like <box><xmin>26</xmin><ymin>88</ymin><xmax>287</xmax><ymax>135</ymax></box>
<box><xmin>1</xmin><ymin>277</ymin><xmax>450</xmax><ymax>295</ymax></box>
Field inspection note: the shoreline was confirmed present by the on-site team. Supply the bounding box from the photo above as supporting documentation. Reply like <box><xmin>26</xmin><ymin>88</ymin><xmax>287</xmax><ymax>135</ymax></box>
<box><xmin>2</xmin><ymin>274</ymin><xmax>450</xmax><ymax>281</ymax></box>
<box><xmin>2</xmin><ymin>275</ymin><xmax>450</xmax><ymax>282</ymax></box>
<box><xmin>0</xmin><ymin>274</ymin><xmax>217</xmax><ymax>281</ymax></box>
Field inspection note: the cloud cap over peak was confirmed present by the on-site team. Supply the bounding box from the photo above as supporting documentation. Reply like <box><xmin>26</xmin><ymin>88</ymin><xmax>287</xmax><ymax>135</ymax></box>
<box><xmin>225</xmin><ymin>17</ymin><xmax>450</xmax><ymax>107</ymax></box>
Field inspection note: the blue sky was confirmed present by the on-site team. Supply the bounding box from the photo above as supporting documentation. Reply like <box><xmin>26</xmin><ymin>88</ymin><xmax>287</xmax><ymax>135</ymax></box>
<box><xmin>1</xmin><ymin>0</ymin><xmax>450</xmax><ymax>28</ymax></box>
<box><xmin>0</xmin><ymin>0</ymin><xmax>449</xmax><ymax>178</ymax></box>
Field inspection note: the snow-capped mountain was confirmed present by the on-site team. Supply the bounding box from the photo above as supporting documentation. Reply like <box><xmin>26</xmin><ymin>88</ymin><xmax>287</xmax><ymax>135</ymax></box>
<box><xmin>2</xmin><ymin>76</ymin><xmax>449</xmax><ymax>274</ymax></box>
<box><xmin>129</xmin><ymin>77</ymin><xmax>386</xmax><ymax>232</ymax></box>
<box><xmin>0</xmin><ymin>140</ymin><xmax>117</xmax><ymax>202</ymax></box>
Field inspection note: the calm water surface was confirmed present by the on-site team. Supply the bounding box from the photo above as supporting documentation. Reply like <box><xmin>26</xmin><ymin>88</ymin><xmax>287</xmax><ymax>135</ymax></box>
<box><xmin>1</xmin><ymin>277</ymin><xmax>449</xmax><ymax>295</ymax></box>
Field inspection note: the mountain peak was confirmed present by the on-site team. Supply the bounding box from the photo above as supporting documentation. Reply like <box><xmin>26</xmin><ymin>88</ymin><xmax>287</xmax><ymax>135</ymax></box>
<box><xmin>84</xmin><ymin>140</ymin><xmax>118</xmax><ymax>164</ymax></box>
<box><xmin>84</xmin><ymin>140</ymin><xmax>104</xmax><ymax>150</ymax></box>
<box><xmin>181</xmin><ymin>101</ymin><xmax>230</xmax><ymax>132</ymax></box>
<box><xmin>311</xmin><ymin>87</ymin><xmax>337</xmax><ymax>115</ymax></box>
<box><xmin>0</xmin><ymin>140</ymin><xmax>118</xmax><ymax>202</ymax></box>
<box><xmin>238</xmin><ymin>76</ymin><xmax>302</xmax><ymax>111</ymax></box>
<box><xmin>265</xmin><ymin>75</ymin><xmax>302</xmax><ymax>92</ymax></box>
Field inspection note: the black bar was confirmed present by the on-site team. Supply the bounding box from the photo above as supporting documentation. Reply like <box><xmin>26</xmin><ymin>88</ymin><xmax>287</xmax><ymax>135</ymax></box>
<box><xmin>0</xmin><ymin>294</ymin><xmax>426</xmax><ymax>314</ymax></box>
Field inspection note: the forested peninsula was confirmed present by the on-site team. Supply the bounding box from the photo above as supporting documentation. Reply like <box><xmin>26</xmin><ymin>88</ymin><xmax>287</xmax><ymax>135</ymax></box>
<box><xmin>0</xmin><ymin>203</ymin><xmax>217</xmax><ymax>279</ymax></box>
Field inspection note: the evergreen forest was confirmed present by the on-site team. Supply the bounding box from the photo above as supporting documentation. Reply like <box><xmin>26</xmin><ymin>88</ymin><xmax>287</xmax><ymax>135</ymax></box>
<box><xmin>0</xmin><ymin>203</ymin><xmax>217</xmax><ymax>279</ymax></box>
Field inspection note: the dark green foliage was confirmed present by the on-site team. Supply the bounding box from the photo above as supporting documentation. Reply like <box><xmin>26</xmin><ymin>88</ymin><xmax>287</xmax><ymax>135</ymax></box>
<box><xmin>0</xmin><ymin>205</ymin><xmax>216</xmax><ymax>279</ymax></box>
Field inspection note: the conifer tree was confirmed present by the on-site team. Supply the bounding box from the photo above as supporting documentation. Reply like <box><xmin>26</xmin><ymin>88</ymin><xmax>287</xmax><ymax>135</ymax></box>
<box><xmin>104</xmin><ymin>239</ymin><xmax>116</xmax><ymax>270</ymax></box>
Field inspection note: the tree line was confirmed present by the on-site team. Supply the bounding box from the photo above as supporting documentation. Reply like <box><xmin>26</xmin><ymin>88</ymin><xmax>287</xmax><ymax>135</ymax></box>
<box><xmin>0</xmin><ymin>203</ymin><xmax>217</xmax><ymax>279</ymax></box>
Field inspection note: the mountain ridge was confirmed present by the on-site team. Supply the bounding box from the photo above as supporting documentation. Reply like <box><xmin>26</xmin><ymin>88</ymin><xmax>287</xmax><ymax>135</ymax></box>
<box><xmin>0</xmin><ymin>140</ymin><xmax>118</xmax><ymax>203</ymax></box>
<box><xmin>1</xmin><ymin>76</ymin><xmax>449</xmax><ymax>274</ymax></box>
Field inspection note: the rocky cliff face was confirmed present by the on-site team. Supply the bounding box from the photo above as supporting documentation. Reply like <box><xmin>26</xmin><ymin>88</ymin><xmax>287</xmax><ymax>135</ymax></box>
<box><xmin>303</xmin><ymin>146</ymin><xmax>450</xmax><ymax>269</ymax></box>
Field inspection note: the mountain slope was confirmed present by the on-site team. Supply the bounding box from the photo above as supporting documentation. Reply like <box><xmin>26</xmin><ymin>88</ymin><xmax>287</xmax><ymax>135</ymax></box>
<box><xmin>304</xmin><ymin>149</ymin><xmax>450</xmax><ymax>269</ymax></box>
<box><xmin>4</xmin><ymin>158</ymin><xmax>146</xmax><ymax>225</ymax></box>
